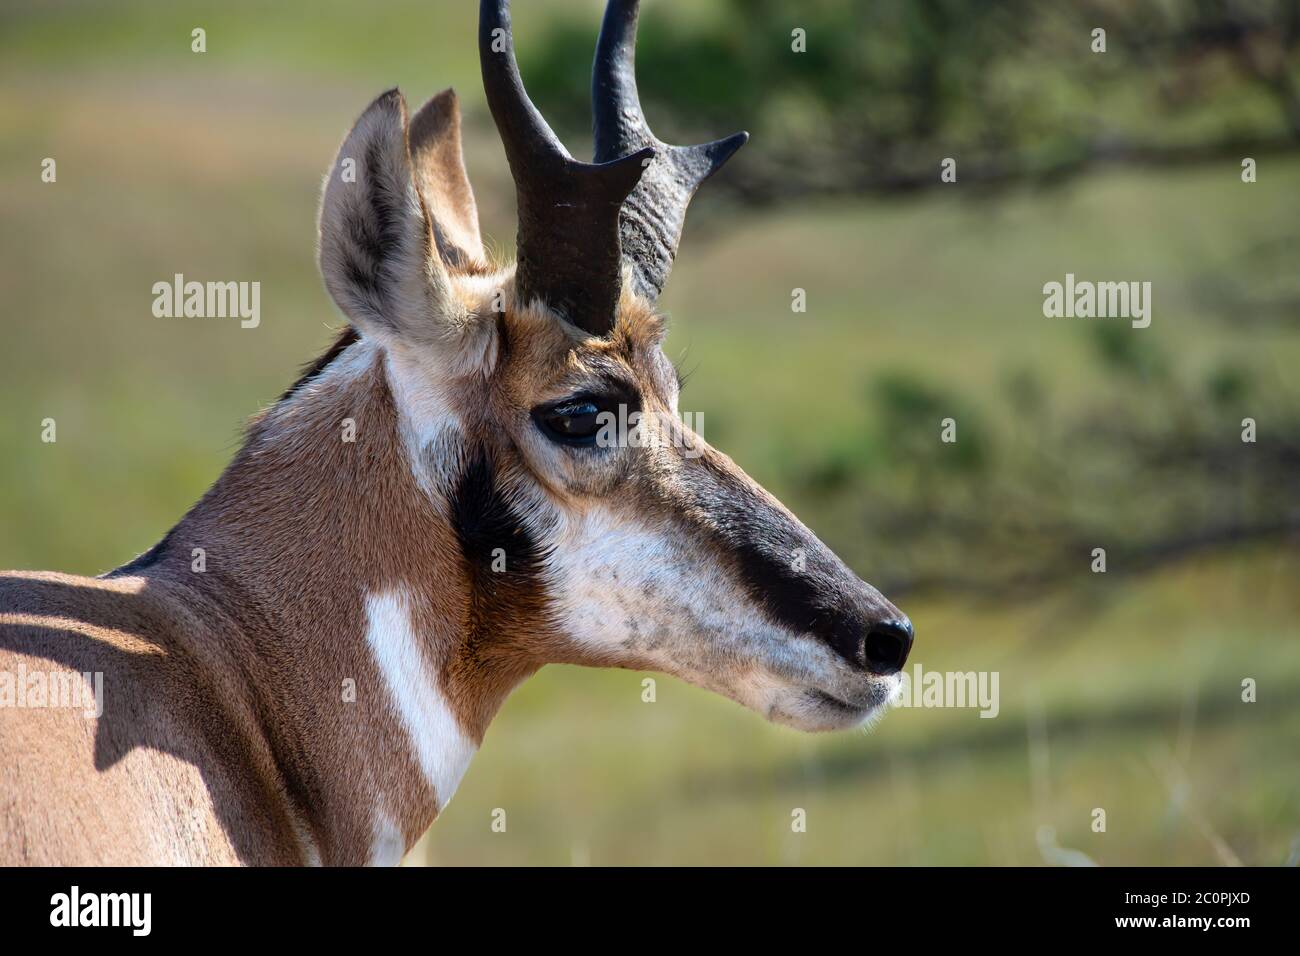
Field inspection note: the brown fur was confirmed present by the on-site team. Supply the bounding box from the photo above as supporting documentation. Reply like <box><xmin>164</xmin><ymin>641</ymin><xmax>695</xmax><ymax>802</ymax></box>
<box><xmin>0</xmin><ymin>294</ymin><xmax>687</xmax><ymax>864</ymax></box>
<box><xmin>4</xmin><ymin>356</ymin><xmax>419</xmax><ymax>862</ymax></box>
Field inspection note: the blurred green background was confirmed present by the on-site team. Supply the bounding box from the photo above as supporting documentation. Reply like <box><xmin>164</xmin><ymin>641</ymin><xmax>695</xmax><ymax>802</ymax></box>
<box><xmin>1</xmin><ymin>0</ymin><xmax>1297</xmax><ymax>865</ymax></box>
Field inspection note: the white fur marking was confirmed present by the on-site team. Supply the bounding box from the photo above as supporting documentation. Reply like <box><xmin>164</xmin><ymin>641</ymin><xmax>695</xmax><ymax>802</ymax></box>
<box><xmin>363</xmin><ymin>588</ymin><xmax>477</xmax><ymax>847</ymax></box>
<box><xmin>368</xmin><ymin>813</ymin><xmax>406</xmax><ymax>868</ymax></box>
<box><xmin>385</xmin><ymin>348</ymin><xmax>464</xmax><ymax>500</ymax></box>
<box><xmin>542</xmin><ymin>506</ymin><xmax>889</xmax><ymax>732</ymax></box>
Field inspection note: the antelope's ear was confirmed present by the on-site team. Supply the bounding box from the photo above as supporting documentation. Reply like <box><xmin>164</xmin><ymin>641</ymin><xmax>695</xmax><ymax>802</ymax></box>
<box><xmin>409</xmin><ymin>89</ymin><xmax>486</xmax><ymax>271</ymax></box>
<box><xmin>318</xmin><ymin>89</ymin><xmax>458</xmax><ymax>346</ymax></box>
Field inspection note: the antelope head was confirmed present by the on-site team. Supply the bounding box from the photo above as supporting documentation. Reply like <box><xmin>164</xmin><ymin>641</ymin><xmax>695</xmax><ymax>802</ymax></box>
<box><xmin>317</xmin><ymin>0</ymin><xmax>913</xmax><ymax>734</ymax></box>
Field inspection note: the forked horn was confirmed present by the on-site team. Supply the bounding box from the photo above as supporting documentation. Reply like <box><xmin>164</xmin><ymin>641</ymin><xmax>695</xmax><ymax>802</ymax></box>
<box><xmin>479</xmin><ymin>0</ymin><xmax>654</xmax><ymax>335</ymax></box>
<box><xmin>592</xmin><ymin>0</ymin><xmax>748</xmax><ymax>303</ymax></box>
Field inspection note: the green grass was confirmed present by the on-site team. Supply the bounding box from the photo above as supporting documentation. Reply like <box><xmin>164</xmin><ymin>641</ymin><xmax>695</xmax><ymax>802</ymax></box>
<box><xmin>0</xmin><ymin>0</ymin><xmax>573</xmax><ymax>85</ymax></box>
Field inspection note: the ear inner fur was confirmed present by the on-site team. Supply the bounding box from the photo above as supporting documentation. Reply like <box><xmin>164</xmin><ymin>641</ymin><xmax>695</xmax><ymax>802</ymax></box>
<box><xmin>408</xmin><ymin>89</ymin><xmax>488</xmax><ymax>272</ymax></box>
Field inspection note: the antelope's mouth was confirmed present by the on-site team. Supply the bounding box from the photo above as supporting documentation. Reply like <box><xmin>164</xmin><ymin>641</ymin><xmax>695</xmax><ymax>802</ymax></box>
<box><xmin>808</xmin><ymin>688</ymin><xmax>871</xmax><ymax>713</ymax></box>
<box><xmin>790</xmin><ymin>676</ymin><xmax>901</xmax><ymax>730</ymax></box>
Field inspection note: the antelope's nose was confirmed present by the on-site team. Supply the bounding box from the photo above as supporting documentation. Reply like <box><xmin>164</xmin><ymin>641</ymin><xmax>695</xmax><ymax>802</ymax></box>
<box><xmin>863</xmin><ymin>617</ymin><xmax>914</xmax><ymax>675</ymax></box>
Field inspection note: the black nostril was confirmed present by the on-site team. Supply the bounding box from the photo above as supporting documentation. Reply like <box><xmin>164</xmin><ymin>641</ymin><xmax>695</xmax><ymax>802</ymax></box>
<box><xmin>863</xmin><ymin>617</ymin><xmax>914</xmax><ymax>675</ymax></box>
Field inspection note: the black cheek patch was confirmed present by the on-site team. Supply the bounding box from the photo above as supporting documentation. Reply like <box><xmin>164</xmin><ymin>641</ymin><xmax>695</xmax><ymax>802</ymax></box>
<box><xmin>448</xmin><ymin>449</ymin><xmax>551</xmax><ymax>638</ymax></box>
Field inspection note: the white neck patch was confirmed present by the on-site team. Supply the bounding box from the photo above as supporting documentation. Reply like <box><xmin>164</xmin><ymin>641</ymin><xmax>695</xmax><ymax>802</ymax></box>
<box><xmin>363</xmin><ymin>587</ymin><xmax>477</xmax><ymax>859</ymax></box>
<box><xmin>367</xmin><ymin>812</ymin><xmax>407</xmax><ymax>868</ymax></box>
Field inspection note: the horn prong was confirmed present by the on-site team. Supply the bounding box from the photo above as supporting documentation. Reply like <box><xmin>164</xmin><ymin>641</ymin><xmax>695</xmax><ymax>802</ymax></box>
<box><xmin>591</xmin><ymin>0</ymin><xmax>747</xmax><ymax>302</ymax></box>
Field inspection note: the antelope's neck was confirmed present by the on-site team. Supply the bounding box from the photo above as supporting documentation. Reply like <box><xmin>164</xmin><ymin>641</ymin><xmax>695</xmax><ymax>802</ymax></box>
<box><xmin>126</xmin><ymin>339</ymin><xmax>533</xmax><ymax>865</ymax></box>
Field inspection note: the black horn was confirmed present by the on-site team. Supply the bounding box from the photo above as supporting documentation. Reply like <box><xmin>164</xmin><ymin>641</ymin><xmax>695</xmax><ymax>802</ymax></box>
<box><xmin>479</xmin><ymin>0</ymin><xmax>654</xmax><ymax>335</ymax></box>
<box><xmin>592</xmin><ymin>0</ymin><xmax>748</xmax><ymax>303</ymax></box>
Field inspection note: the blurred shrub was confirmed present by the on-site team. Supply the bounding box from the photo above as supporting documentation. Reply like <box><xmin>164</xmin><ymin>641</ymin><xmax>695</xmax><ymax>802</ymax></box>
<box><xmin>802</xmin><ymin>331</ymin><xmax>1300</xmax><ymax>597</ymax></box>
<box><xmin>527</xmin><ymin>0</ymin><xmax>1300</xmax><ymax>202</ymax></box>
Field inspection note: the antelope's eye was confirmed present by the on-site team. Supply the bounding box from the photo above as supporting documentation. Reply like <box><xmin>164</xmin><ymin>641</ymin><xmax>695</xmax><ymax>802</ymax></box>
<box><xmin>533</xmin><ymin>396</ymin><xmax>609</xmax><ymax>446</ymax></box>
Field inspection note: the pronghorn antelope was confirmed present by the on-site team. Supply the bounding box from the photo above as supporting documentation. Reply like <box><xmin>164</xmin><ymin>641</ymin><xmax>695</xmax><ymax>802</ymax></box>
<box><xmin>0</xmin><ymin>0</ymin><xmax>913</xmax><ymax>866</ymax></box>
